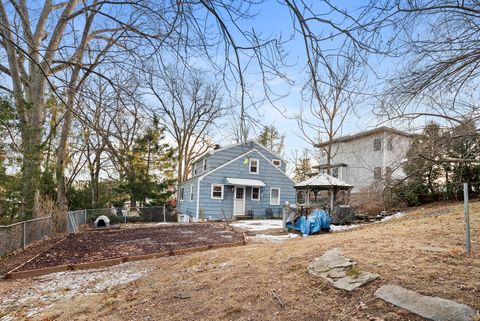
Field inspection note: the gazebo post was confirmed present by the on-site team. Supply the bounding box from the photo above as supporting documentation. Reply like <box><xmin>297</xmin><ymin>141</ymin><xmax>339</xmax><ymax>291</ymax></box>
<box><xmin>329</xmin><ymin>188</ymin><xmax>334</xmax><ymax>211</ymax></box>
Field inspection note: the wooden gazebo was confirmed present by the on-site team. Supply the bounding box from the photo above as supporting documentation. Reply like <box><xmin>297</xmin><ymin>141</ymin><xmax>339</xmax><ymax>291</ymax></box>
<box><xmin>294</xmin><ymin>173</ymin><xmax>353</xmax><ymax>211</ymax></box>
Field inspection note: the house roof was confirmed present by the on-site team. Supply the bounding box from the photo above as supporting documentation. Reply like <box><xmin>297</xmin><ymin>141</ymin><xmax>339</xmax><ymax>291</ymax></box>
<box><xmin>314</xmin><ymin>126</ymin><xmax>413</xmax><ymax>148</ymax></box>
<box><xmin>295</xmin><ymin>173</ymin><xmax>353</xmax><ymax>189</ymax></box>
<box><xmin>209</xmin><ymin>140</ymin><xmax>288</xmax><ymax>163</ymax></box>
<box><xmin>225</xmin><ymin>177</ymin><xmax>266</xmax><ymax>187</ymax></box>
<box><xmin>312</xmin><ymin>163</ymin><xmax>348</xmax><ymax>170</ymax></box>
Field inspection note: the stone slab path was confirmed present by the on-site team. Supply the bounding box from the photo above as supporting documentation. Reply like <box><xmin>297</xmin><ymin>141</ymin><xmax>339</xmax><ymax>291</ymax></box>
<box><xmin>308</xmin><ymin>248</ymin><xmax>378</xmax><ymax>291</ymax></box>
<box><xmin>375</xmin><ymin>284</ymin><xmax>476</xmax><ymax>321</ymax></box>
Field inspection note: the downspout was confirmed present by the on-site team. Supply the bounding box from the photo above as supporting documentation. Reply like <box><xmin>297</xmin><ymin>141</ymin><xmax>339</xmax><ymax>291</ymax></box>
<box><xmin>195</xmin><ymin>177</ymin><xmax>202</xmax><ymax>220</ymax></box>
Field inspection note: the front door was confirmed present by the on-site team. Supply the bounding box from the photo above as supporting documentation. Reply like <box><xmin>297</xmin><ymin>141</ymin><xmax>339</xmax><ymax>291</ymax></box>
<box><xmin>233</xmin><ymin>187</ymin><xmax>245</xmax><ymax>215</ymax></box>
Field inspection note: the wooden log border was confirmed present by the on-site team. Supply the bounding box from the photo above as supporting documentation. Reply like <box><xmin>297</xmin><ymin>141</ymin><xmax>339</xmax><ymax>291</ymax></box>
<box><xmin>4</xmin><ymin>236</ymin><xmax>246</xmax><ymax>280</ymax></box>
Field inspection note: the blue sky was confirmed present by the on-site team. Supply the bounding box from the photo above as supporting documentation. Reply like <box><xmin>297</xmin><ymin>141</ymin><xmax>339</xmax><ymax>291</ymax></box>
<box><xmin>207</xmin><ymin>0</ymin><xmax>383</xmax><ymax>161</ymax></box>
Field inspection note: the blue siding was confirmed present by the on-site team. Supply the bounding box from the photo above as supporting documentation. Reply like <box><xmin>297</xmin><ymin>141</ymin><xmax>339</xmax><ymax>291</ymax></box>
<box><xmin>178</xmin><ymin>141</ymin><xmax>293</xmax><ymax>220</ymax></box>
<box><xmin>198</xmin><ymin>150</ymin><xmax>295</xmax><ymax>220</ymax></box>
<box><xmin>177</xmin><ymin>178</ymin><xmax>199</xmax><ymax>217</ymax></box>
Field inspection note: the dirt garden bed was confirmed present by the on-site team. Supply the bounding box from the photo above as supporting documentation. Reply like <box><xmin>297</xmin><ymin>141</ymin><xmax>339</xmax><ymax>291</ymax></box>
<box><xmin>9</xmin><ymin>224</ymin><xmax>244</xmax><ymax>275</ymax></box>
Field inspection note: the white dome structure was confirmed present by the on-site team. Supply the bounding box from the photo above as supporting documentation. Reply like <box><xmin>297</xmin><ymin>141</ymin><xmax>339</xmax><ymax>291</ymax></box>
<box><xmin>94</xmin><ymin>215</ymin><xmax>110</xmax><ymax>228</ymax></box>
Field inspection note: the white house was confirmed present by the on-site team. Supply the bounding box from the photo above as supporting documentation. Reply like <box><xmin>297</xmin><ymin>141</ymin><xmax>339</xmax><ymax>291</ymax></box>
<box><xmin>313</xmin><ymin>127</ymin><xmax>413</xmax><ymax>190</ymax></box>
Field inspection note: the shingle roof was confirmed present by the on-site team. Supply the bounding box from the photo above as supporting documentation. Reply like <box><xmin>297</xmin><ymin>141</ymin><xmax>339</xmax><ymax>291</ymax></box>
<box><xmin>314</xmin><ymin>126</ymin><xmax>413</xmax><ymax>148</ymax></box>
<box><xmin>294</xmin><ymin>173</ymin><xmax>353</xmax><ymax>189</ymax></box>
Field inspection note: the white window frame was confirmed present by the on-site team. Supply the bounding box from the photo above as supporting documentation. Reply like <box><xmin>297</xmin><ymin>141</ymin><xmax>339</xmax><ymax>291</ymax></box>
<box><xmin>179</xmin><ymin>187</ymin><xmax>184</xmax><ymax>201</ymax></box>
<box><xmin>270</xmin><ymin>187</ymin><xmax>280</xmax><ymax>205</ymax></box>
<box><xmin>272</xmin><ymin>159</ymin><xmax>281</xmax><ymax>167</ymax></box>
<box><xmin>189</xmin><ymin>185</ymin><xmax>194</xmax><ymax>202</ymax></box>
<box><xmin>211</xmin><ymin>184</ymin><xmax>224</xmax><ymax>200</ymax></box>
<box><xmin>251</xmin><ymin>187</ymin><xmax>260</xmax><ymax>201</ymax></box>
<box><xmin>203</xmin><ymin>158</ymin><xmax>207</xmax><ymax>171</ymax></box>
<box><xmin>249</xmin><ymin>158</ymin><xmax>259</xmax><ymax>174</ymax></box>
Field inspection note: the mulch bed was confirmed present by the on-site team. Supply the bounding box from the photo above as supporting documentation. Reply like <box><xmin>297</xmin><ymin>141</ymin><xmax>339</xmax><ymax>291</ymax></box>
<box><xmin>16</xmin><ymin>224</ymin><xmax>243</xmax><ymax>272</ymax></box>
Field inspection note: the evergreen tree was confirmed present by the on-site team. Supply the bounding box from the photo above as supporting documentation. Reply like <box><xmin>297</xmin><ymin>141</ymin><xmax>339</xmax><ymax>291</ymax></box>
<box><xmin>293</xmin><ymin>150</ymin><xmax>311</xmax><ymax>182</ymax></box>
<box><xmin>257</xmin><ymin>125</ymin><xmax>285</xmax><ymax>156</ymax></box>
<box><xmin>118</xmin><ymin>116</ymin><xmax>176</xmax><ymax>207</ymax></box>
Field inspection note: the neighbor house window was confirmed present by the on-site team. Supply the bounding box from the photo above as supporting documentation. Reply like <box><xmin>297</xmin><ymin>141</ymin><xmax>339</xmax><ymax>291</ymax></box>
<box><xmin>193</xmin><ymin>162</ymin><xmax>198</xmax><ymax>175</ymax></box>
<box><xmin>387</xmin><ymin>137</ymin><xmax>393</xmax><ymax>151</ymax></box>
<box><xmin>251</xmin><ymin>187</ymin><xmax>260</xmax><ymax>201</ymax></box>
<box><xmin>272</xmin><ymin>159</ymin><xmax>281</xmax><ymax>167</ymax></box>
<box><xmin>332</xmin><ymin>167</ymin><xmax>339</xmax><ymax>178</ymax></box>
<box><xmin>190</xmin><ymin>185</ymin><xmax>194</xmax><ymax>202</ymax></box>
<box><xmin>270</xmin><ymin>188</ymin><xmax>280</xmax><ymax>205</ymax></box>
<box><xmin>373</xmin><ymin>138</ymin><xmax>382</xmax><ymax>151</ymax></box>
<box><xmin>211</xmin><ymin>184</ymin><xmax>224</xmax><ymax>199</ymax></box>
<box><xmin>179</xmin><ymin>187</ymin><xmax>184</xmax><ymax>201</ymax></box>
<box><xmin>373</xmin><ymin>167</ymin><xmax>382</xmax><ymax>180</ymax></box>
<box><xmin>203</xmin><ymin>158</ymin><xmax>207</xmax><ymax>171</ymax></box>
<box><xmin>386</xmin><ymin>166</ymin><xmax>393</xmax><ymax>179</ymax></box>
<box><xmin>249</xmin><ymin>158</ymin><xmax>259</xmax><ymax>174</ymax></box>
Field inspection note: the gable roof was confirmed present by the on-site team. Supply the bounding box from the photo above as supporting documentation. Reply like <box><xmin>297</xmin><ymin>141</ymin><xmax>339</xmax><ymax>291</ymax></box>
<box><xmin>199</xmin><ymin>148</ymin><xmax>294</xmax><ymax>183</ymax></box>
<box><xmin>209</xmin><ymin>139</ymin><xmax>287</xmax><ymax>163</ymax></box>
<box><xmin>314</xmin><ymin>126</ymin><xmax>413</xmax><ymax>148</ymax></box>
<box><xmin>295</xmin><ymin>173</ymin><xmax>353</xmax><ymax>189</ymax></box>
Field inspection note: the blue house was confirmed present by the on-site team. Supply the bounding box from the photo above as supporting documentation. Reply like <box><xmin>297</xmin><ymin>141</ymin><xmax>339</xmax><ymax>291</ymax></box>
<box><xmin>177</xmin><ymin>140</ymin><xmax>295</xmax><ymax>220</ymax></box>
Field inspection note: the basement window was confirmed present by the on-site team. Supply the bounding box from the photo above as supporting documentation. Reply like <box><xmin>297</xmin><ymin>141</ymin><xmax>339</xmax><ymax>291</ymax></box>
<box><xmin>373</xmin><ymin>167</ymin><xmax>382</xmax><ymax>180</ymax></box>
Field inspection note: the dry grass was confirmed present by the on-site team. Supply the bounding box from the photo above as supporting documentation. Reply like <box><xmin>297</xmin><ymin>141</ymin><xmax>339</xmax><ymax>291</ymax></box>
<box><xmin>27</xmin><ymin>201</ymin><xmax>480</xmax><ymax>320</ymax></box>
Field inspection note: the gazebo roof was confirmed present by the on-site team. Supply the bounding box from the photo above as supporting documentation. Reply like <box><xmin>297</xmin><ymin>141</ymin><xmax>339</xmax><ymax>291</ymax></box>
<box><xmin>295</xmin><ymin>173</ymin><xmax>353</xmax><ymax>189</ymax></box>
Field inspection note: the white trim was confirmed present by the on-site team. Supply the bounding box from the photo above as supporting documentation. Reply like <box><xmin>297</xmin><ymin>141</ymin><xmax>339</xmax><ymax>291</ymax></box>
<box><xmin>254</xmin><ymin>150</ymin><xmax>295</xmax><ymax>183</ymax></box>
<box><xmin>179</xmin><ymin>187</ymin><xmax>184</xmax><ymax>201</ymax></box>
<box><xmin>272</xmin><ymin>159</ymin><xmax>281</xmax><ymax>167</ymax></box>
<box><xmin>210</xmin><ymin>183</ymin><xmax>224</xmax><ymax>200</ymax></box>
<box><xmin>270</xmin><ymin>187</ymin><xmax>280</xmax><ymax>205</ymax></box>
<box><xmin>195</xmin><ymin>178</ymin><xmax>201</xmax><ymax>219</ymax></box>
<box><xmin>251</xmin><ymin>187</ymin><xmax>260</xmax><ymax>201</ymax></box>
<box><xmin>199</xmin><ymin>150</ymin><xmax>254</xmax><ymax>180</ymax></box>
<box><xmin>199</xmin><ymin>149</ymin><xmax>295</xmax><ymax>184</ymax></box>
<box><xmin>249</xmin><ymin>158</ymin><xmax>259</xmax><ymax>174</ymax></box>
<box><xmin>233</xmin><ymin>186</ymin><xmax>246</xmax><ymax>215</ymax></box>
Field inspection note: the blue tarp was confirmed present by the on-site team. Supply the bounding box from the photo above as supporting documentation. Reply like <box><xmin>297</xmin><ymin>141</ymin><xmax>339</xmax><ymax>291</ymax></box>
<box><xmin>286</xmin><ymin>209</ymin><xmax>331</xmax><ymax>235</ymax></box>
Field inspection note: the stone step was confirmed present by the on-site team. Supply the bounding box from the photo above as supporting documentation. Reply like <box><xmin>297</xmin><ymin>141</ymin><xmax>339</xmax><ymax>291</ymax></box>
<box><xmin>375</xmin><ymin>284</ymin><xmax>476</xmax><ymax>321</ymax></box>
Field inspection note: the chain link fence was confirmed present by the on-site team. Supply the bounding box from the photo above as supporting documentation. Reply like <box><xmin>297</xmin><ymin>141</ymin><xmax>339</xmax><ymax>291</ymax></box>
<box><xmin>1</xmin><ymin>205</ymin><xmax>176</xmax><ymax>256</ymax></box>
<box><xmin>0</xmin><ymin>217</ymin><xmax>53</xmax><ymax>256</ymax></box>
<box><xmin>84</xmin><ymin>205</ymin><xmax>176</xmax><ymax>224</ymax></box>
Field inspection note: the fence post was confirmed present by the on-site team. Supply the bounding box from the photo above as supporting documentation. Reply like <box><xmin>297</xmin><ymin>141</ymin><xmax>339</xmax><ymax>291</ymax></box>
<box><xmin>23</xmin><ymin>221</ymin><xmax>26</xmax><ymax>250</ymax></box>
<box><xmin>463</xmin><ymin>183</ymin><xmax>471</xmax><ymax>257</ymax></box>
<box><xmin>163</xmin><ymin>204</ymin><xmax>166</xmax><ymax>222</ymax></box>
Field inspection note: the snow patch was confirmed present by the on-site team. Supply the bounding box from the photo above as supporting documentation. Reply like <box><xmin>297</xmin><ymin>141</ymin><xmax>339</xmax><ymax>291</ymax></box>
<box><xmin>376</xmin><ymin>212</ymin><xmax>407</xmax><ymax>223</ymax></box>
<box><xmin>231</xmin><ymin>219</ymin><xmax>283</xmax><ymax>231</ymax></box>
<box><xmin>330</xmin><ymin>224</ymin><xmax>361</xmax><ymax>232</ymax></box>
<box><xmin>0</xmin><ymin>261</ymin><xmax>152</xmax><ymax>321</ymax></box>
<box><xmin>253</xmin><ymin>233</ymin><xmax>299</xmax><ymax>242</ymax></box>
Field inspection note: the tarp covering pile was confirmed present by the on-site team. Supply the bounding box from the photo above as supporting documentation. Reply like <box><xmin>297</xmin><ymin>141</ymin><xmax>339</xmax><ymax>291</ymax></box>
<box><xmin>286</xmin><ymin>209</ymin><xmax>331</xmax><ymax>235</ymax></box>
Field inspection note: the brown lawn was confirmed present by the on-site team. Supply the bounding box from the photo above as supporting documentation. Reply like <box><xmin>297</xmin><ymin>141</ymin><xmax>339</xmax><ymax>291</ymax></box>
<box><xmin>4</xmin><ymin>201</ymin><xmax>480</xmax><ymax>320</ymax></box>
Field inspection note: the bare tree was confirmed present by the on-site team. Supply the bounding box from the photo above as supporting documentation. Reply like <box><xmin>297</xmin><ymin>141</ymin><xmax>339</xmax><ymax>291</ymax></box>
<box><xmin>365</xmin><ymin>1</ymin><xmax>480</xmax><ymax>129</ymax></box>
<box><xmin>283</xmin><ymin>1</ymin><xmax>369</xmax><ymax>174</ymax></box>
<box><xmin>148</xmin><ymin>66</ymin><xmax>226</xmax><ymax>183</ymax></box>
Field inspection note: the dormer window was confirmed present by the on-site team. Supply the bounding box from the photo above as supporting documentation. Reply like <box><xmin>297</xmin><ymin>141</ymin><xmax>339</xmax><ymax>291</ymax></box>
<box><xmin>249</xmin><ymin>158</ymin><xmax>259</xmax><ymax>174</ymax></box>
<box><xmin>272</xmin><ymin>159</ymin><xmax>281</xmax><ymax>167</ymax></box>
<box><xmin>203</xmin><ymin>158</ymin><xmax>207</xmax><ymax>171</ymax></box>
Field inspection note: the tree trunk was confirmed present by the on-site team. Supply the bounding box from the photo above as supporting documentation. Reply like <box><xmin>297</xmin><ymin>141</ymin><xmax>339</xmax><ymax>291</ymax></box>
<box><xmin>20</xmin><ymin>125</ymin><xmax>43</xmax><ymax>218</ymax></box>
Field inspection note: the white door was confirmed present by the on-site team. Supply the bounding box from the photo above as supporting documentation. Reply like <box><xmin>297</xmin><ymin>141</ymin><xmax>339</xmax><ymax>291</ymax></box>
<box><xmin>233</xmin><ymin>187</ymin><xmax>245</xmax><ymax>215</ymax></box>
